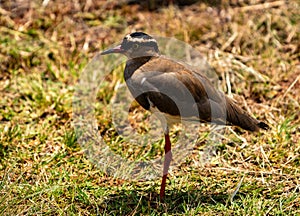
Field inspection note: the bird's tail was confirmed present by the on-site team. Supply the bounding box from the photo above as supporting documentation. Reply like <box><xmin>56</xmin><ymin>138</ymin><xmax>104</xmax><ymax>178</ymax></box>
<box><xmin>225</xmin><ymin>96</ymin><xmax>269</xmax><ymax>132</ymax></box>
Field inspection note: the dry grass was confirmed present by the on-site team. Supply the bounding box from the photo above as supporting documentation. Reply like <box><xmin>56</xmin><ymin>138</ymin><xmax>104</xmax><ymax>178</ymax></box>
<box><xmin>0</xmin><ymin>0</ymin><xmax>299</xmax><ymax>215</ymax></box>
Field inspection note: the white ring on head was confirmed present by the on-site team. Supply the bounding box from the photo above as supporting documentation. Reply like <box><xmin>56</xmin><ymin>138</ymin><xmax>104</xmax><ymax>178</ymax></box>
<box><xmin>125</xmin><ymin>34</ymin><xmax>157</xmax><ymax>43</ymax></box>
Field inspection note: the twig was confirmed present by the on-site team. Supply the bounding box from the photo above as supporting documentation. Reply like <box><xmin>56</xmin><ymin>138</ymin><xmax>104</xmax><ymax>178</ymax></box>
<box><xmin>232</xmin><ymin>59</ymin><xmax>268</xmax><ymax>82</ymax></box>
<box><xmin>235</xmin><ymin>1</ymin><xmax>286</xmax><ymax>12</ymax></box>
<box><xmin>260</xmin><ymin>146</ymin><xmax>272</xmax><ymax>168</ymax></box>
<box><xmin>221</xmin><ymin>32</ymin><xmax>238</xmax><ymax>51</ymax></box>
<box><xmin>228</xmin><ymin>127</ymin><xmax>248</xmax><ymax>146</ymax></box>
<box><xmin>225</xmin><ymin>71</ymin><xmax>233</xmax><ymax>97</ymax></box>
<box><xmin>210</xmin><ymin>167</ymin><xmax>299</xmax><ymax>177</ymax></box>
<box><xmin>230</xmin><ymin>175</ymin><xmax>244</xmax><ymax>203</ymax></box>
<box><xmin>281</xmin><ymin>74</ymin><xmax>300</xmax><ymax>99</ymax></box>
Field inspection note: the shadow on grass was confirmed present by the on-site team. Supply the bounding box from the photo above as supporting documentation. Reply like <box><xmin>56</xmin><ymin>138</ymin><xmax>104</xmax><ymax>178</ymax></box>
<box><xmin>101</xmin><ymin>187</ymin><xmax>229</xmax><ymax>214</ymax></box>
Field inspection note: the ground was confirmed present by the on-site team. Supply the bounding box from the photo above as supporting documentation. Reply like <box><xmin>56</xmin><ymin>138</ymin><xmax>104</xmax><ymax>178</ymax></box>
<box><xmin>0</xmin><ymin>0</ymin><xmax>299</xmax><ymax>215</ymax></box>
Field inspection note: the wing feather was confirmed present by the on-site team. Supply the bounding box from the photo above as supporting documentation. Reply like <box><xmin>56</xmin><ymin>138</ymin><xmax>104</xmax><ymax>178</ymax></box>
<box><xmin>125</xmin><ymin>56</ymin><xmax>226</xmax><ymax>122</ymax></box>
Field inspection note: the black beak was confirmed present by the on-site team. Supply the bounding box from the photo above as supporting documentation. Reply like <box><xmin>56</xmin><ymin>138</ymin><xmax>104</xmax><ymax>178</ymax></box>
<box><xmin>101</xmin><ymin>45</ymin><xmax>124</xmax><ymax>55</ymax></box>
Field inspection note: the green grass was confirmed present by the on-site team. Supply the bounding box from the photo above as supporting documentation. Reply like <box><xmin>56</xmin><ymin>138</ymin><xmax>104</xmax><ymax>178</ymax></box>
<box><xmin>0</xmin><ymin>0</ymin><xmax>300</xmax><ymax>215</ymax></box>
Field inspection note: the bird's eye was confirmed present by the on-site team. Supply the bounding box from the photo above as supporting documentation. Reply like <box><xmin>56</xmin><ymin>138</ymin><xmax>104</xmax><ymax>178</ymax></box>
<box><xmin>132</xmin><ymin>44</ymin><xmax>139</xmax><ymax>49</ymax></box>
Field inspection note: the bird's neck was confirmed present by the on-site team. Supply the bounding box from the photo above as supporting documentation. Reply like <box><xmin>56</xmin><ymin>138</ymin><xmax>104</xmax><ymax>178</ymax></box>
<box><xmin>124</xmin><ymin>56</ymin><xmax>153</xmax><ymax>80</ymax></box>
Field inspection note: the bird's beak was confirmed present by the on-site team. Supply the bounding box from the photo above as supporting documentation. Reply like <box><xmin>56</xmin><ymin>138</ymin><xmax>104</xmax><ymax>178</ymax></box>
<box><xmin>100</xmin><ymin>44</ymin><xmax>124</xmax><ymax>55</ymax></box>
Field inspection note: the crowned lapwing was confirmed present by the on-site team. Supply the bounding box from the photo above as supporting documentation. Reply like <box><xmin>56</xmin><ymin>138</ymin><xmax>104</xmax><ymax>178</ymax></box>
<box><xmin>101</xmin><ymin>32</ymin><xmax>269</xmax><ymax>199</ymax></box>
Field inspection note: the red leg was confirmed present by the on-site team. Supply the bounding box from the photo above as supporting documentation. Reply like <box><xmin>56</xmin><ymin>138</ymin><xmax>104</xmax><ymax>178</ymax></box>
<box><xmin>160</xmin><ymin>133</ymin><xmax>172</xmax><ymax>200</ymax></box>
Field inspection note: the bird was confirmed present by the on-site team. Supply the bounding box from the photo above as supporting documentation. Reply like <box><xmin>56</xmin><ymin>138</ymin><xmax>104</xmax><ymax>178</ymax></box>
<box><xmin>101</xmin><ymin>32</ymin><xmax>269</xmax><ymax>199</ymax></box>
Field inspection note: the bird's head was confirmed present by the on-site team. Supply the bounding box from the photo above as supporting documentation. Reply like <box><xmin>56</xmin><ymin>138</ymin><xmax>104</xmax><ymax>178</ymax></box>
<box><xmin>101</xmin><ymin>32</ymin><xmax>159</xmax><ymax>58</ymax></box>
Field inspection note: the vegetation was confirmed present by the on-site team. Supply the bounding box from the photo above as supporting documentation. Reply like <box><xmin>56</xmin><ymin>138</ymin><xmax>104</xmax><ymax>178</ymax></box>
<box><xmin>0</xmin><ymin>0</ymin><xmax>299</xmax><ymax>215</ymax></box>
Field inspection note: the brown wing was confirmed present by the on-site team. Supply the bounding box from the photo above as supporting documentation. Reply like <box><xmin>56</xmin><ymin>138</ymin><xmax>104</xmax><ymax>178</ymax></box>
<box><xmin>125</xmin><ymin>57</ymin><xmax>225</xmax><ymax>122</ymax></box>
<box><xmin>125</xmin><ymin>56</ymin><xmax>269</xmax><ymax>131</ymax></box>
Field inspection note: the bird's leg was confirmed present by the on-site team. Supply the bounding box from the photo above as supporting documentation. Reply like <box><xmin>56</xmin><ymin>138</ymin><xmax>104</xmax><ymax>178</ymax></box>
<box><xmin>160</xmin><ymin>132</ymin><xmax>172</xmax><ymax>200</ymax></box>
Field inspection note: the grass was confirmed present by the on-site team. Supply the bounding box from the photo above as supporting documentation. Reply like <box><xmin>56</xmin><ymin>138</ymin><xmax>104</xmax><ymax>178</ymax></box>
<box><xmin>0</xmin><ymin>0</ymin><xmax>299</xmax><ymax>215</ymax></box>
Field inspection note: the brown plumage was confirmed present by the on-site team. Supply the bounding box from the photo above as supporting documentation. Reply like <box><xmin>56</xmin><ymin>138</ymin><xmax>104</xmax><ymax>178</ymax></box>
<box><xmin>125</xmin><ymin>55</ymin><xmax>268</xmax><ymax>132</ymax></box>
<box><xmin>101</xmin><ymin>32</ymin><xmax>269</xmax><ymax>199</ymax></box>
